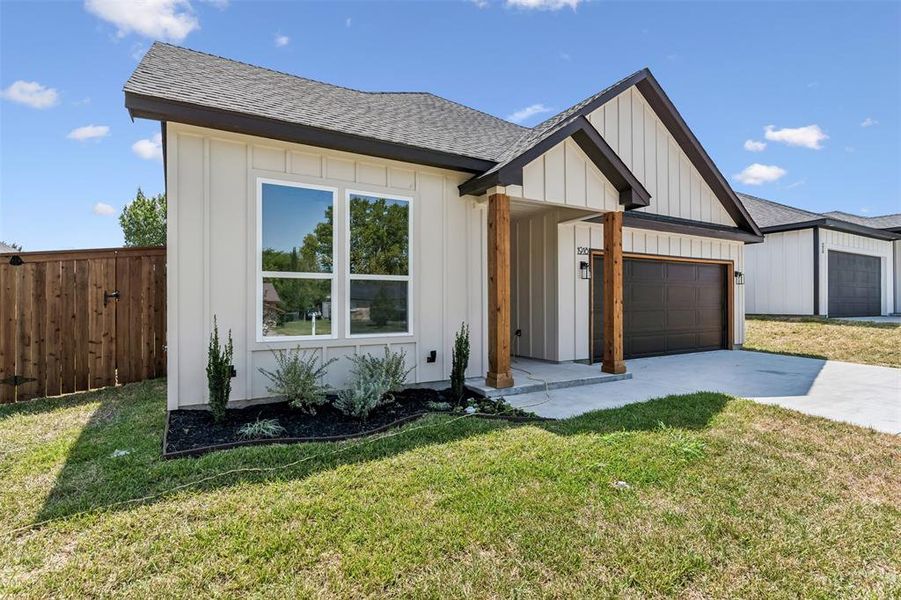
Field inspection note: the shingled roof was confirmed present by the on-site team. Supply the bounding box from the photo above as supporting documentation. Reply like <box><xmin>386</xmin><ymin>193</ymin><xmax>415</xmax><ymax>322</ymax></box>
<box><xmin>737</xmin><ymin>193</ymin><xmax>900</xmax><ymax>240</ymax></box>
<box><xmin>823</xmin><ymin>211</ymin><xmax>901</xmax><ymax>231</ymax></box>
<box><xmin>125</xmin><ymin>43</ymin><xmax>527</xmax><ymax>167</ymax></box>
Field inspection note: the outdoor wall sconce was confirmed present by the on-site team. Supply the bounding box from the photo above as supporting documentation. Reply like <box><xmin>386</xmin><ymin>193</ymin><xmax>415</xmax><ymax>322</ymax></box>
<box><xmin>734</xmin><ymin>271</ymin><xmax>745</xmax><ymax>285</ymax></box>
<box><xmin>579</xmin><ymin>261</ymin><xmax>591</xmax><ymax>280</ymax></box>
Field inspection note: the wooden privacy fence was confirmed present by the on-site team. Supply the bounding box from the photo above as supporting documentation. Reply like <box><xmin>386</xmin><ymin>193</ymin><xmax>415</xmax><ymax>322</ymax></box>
<box><xmin>0</xmin><ymin>247</ymin><xmax>166</xmax><ymax>403</ymax></box>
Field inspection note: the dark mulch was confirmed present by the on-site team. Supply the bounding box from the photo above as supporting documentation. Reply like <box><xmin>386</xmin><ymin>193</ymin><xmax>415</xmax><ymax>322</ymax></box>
<box><xmin>165</xmin><ymin>388</ymin><xmax>462</xmax><ymax>456</ymax></box>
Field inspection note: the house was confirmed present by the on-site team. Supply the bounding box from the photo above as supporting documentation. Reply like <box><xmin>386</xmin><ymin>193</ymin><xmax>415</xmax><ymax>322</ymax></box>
<box><xmin>740</xmin><ymin>193</ymin><xmax>899</xmax><ymax>317</ymax></box>
<box><xmin>124</xmin><ymin>43</ymin><xmax>762</xmax><ymax>410</ymax></box>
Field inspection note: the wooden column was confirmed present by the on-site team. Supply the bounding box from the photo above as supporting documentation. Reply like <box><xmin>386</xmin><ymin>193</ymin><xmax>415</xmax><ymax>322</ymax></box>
<box><xmin>486</xmin><ymin>191</ymin><xmax>513</xmax><ymax>388</ymax></box>
<box><xmin>602</xmin><ymin>211</ymin><xmax>626</xmax><ymax>374</ymax></box>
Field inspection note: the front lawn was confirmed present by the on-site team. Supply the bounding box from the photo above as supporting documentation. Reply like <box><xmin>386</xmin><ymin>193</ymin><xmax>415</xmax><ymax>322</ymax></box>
<box><xmin>1</xmin><ymin>380</ymin><xmax>898</xmax><ymax>597</ymax></box>
<box><xmin>745</xmin><ymin>315</ymin><xmax>901</xmax><ymax>368</ymax></box>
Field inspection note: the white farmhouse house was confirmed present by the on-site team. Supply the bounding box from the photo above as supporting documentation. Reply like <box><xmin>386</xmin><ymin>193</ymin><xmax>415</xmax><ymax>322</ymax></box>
<box><xmin>740</xmin><ymin>194</ymin><xmax>899</xmax><ymax>317</ymax></box>
<box><xmin>125</xmin><ymin>43</ymin><xmax>763</xmax><ymax>410</ymax></box>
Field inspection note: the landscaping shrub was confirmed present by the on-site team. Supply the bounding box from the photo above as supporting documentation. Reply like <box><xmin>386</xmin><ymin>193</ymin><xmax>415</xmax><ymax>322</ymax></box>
<box><xmin>237</xmin><ymin>418</ymin><xmax>286</xmax><ymax>440</ymax></box>
<box><xmin>258</xmin><ymin>348</ymin><xmax>336</xmax><ymax>414</ymax></box>
<box><xmin>451</xmin><ymin>322</ymin><xmax>470</xmax><ymax>404</ymax></box>
<box><xmin>335</xmin><ymin>347</ymin><xmax>413</xmax><ymax>419</ymax></box>
<box><xmin>206</xmin><ymin>316</ymin><xmax>234</xmax><ymax>422</ymax></box>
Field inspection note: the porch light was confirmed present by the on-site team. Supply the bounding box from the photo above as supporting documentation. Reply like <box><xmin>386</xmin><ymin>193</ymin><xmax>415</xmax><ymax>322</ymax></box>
<box><xmin>734</xmin><ymin>271</ymin><xmax>745</xmax><ymax>285</ymax></box>
<box><xmin>579</xmin><ymin>261</ymin><xmax>591</xmax><ymax>280</ymax></box>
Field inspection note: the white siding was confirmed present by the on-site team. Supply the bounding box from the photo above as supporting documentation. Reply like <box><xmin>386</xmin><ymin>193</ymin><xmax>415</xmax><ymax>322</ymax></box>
<box><xmin>744</xmin><ymin>229</ymin><xmax>815</xmax><ymax>315</ymax></box>
<box><xmin>512</xmin><ymin>138</ymin><xmax>621</xmax><ymax>212</ymax></box>
<box><xmin>894</xmin><ymin>240</ymin><xmax>901</xmax><ymax>313</ymax></box>
<box><xmin>510</xmin><ymin>211</ymin><xmax>559</xmax><ymax>360</ymax></box>
<box><xmin>587</xmin><ymin>86</ymin><xmax>735</xmax><ymax>227</ymax></box>
<box><xmin>555</xmin><ymin>222</ymin><xmax>746</xmax><ymax>361</ymax></box>
<box><xmin>166</xmin><ymin>123</ymin><xmax>488</xmax><ymax>409</ymax></box>
<box><xmin>820</xmin><ymin>229</ymin><xmax>894</xmax><ymax>316</ymax></box>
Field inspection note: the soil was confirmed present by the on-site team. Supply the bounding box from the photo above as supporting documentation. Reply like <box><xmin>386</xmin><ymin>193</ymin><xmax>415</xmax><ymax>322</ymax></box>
<box><xmin>165</xmin><ymin>387</ymin><xmax>463</xmax><ymax>456</ymax></box>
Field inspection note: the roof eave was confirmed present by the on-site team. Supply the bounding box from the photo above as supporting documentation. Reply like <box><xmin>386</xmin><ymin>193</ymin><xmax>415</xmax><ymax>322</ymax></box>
<box><xmin>124</xmin><ymin>91</ymin><xmax>497</xmax><ymax>175</ymax></box>
<box><xmin>761</xmin><ymin>218</ymin><xmax>901</xmax><ymax>241</ymax></box>
<box><xmin>613</xmin><ymin>212</ymin><xmax>764</xmax><ymax>243</ymax></box>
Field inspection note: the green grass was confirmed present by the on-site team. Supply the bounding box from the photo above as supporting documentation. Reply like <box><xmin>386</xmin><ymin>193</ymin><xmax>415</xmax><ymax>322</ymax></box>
<box><xmin>271</xmin><ymin>318</ymin><xmax>333</xmax><ymax>336</ymax></box>
<box><xmin>1</xmin><ymin>380</ymin><xmax>899</xmax><ymax>597</ymax></box>
<box><xmin>745</xmin><ymin>315</ymin><xmax>901</xmax><ymax>367</ymax></box>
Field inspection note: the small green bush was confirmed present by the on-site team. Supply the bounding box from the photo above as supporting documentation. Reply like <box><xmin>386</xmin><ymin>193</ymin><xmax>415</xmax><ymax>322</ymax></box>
<box><xmin>206</xmin><ymin>316</ymin><xmax>234</xmax><ymax>423</ymax></box>
<box><xmin>237</xmin><ymin>418</ymin><xmax>286</xmax><ymax>440</ymax></box>
<box><xmin>335</xmin><ymin>347</ymin><xmax>413</xmax><ymax>420</ymax></box>
<box><xmin>258</xmin><ymin>348</ymin><xmax>336</xmax><ymax>414</ymax></box>
<box><xmin>450</xmin><ymin>322</ymin><xmax>470</xmax><ymax>404</ymax></box>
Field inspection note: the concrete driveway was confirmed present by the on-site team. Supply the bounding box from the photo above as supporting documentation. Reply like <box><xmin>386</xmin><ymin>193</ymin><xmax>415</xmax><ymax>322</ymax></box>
<box><xmin>507</xmin><ymin>351</ymin><xmax>900</xmax><ymax>434</ymax></box>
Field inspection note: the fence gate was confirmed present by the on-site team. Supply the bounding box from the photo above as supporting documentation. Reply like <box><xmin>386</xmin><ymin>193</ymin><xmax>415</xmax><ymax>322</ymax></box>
<box><xmin>0</xmin><ymin>247</ymin><xmax>166</xmax><ymax>403</ymax></box>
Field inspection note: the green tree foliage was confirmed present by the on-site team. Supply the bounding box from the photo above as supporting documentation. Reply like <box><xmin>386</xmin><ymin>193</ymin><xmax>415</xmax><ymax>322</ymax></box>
<box><xmin>119</xmin><ymin>188</ymin><xmax>166</xmax><ymax>247</ymax></box>
<box><xmin>349</xmin><ymin>196</ymin><xmax>408</xmax><ymax>275</ymax></box>
<box><xmin>0</xmin><ymin>241</ymin><xmax>22</xmax><ymax>251</ymax></box>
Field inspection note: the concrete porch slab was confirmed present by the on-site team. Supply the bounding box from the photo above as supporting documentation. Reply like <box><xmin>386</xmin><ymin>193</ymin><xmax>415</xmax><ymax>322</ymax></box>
<box><xmin>466</xmin><ymin>357</ymin><xmax>631</xmax><ymax>398</ymax></box>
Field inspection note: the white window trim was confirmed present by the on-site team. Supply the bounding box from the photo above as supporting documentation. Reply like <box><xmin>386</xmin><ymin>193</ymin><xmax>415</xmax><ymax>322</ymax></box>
<box><xmin>256</xmin><ymin>177</ymin><xmax>338</xmax><ymax>343</ymax></box>
<box><xmin>344</xmin><ymin>188</ymin><xmax>414</xmax><ymax>339</ymax></box>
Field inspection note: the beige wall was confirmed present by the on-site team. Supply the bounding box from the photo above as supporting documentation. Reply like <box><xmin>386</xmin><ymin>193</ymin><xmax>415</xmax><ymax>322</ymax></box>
<box><xmin>166</xmin><ymin>123</ymin><xmax>489</xmax><ymax>409</ymax></box>
<box><xmin>745</xmin><ymin>229</ymin><xmax>815</xmax><ymax>315</ymax></box>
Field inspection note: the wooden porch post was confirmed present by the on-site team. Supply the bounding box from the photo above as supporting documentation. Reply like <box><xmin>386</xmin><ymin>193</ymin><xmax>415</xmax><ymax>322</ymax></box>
<box><xmin>486</xmin><ymin>190</ymin><xmax>513</xmax><ymax>388</ymax></box>
<box><xmin>602</xmin><ymin>211</ymin><xmax>626</xmax><ymax>374</ymax></box>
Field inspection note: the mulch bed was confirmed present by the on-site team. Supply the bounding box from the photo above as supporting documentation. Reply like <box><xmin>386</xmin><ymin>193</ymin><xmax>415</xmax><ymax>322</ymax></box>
<box><xmin>164</xmin><ymin>387</ymin><xmax>544</xmax><ymax>458</ymax></box>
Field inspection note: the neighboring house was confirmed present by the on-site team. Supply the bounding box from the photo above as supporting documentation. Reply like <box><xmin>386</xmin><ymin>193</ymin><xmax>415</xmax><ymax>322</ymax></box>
<box><xmin>125</xmin><ymin>43</ymin><xmax>762</xmax><ymax>410</ymax></box>
<box><xmin>740</xmin><ymin>193</ymin><xmax>899</xmax><ymax>317</ymax></box>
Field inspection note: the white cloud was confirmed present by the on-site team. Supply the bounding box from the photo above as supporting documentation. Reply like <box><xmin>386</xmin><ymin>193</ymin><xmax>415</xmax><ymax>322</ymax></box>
<box><xmin>92</xmin><ymin>202</ymin><xmax>116</xmax><ymax>216</ymax></box>
<box><xmin>345</xmin><ymin>17</ymin><xmax>352</xmax><ymax>27</ymax></box>
<box><xmin>733</xmin><ymin>163</ymin><xmax>787</xmax><ymax>186</ymax></box>
<box><xmin>764</xmin><ymin>124</ymin><xmax>828</xmax><ymax>150</ymax></box>
<box><xmin>132</xmin><ymin>133</ymin><xmax>163</xmax><ymax>161</ymax></box>
<box><xmin>743</xmin><ymin>139</ymin><xmax>766</xmax><ymax>152</ymax></box>
<box><xmin>274</xmin><ymin>34</ymin><xmax>290</xmax><ymax>47</ymax></box>
<box><xmin>471</xmin><ymin>0</ymin><xmax>489</xmax><ymax>8</ymax></box>
<box><xmin>1</xmin><ymin>80</ymin><xmax>59</xmax><ymax>109</ymax></box>
<box><xmin>860</xmin><ymin>117</ymin><xmax>878</xmax><ymax>128</ymax></box>
<box><xmin>506</xmin><ymin>0</ymin><xmax>581</xmax><ymax>10</ymax></box>
<box><xmin>84</xmin><ymin>0</ymin><xmax>199</xmax><ymax>42</ymax></box>
<box><xmin>785</xmin><ymin>179</ymin><xmax>806</xmax><ymax>190</ymax></box>
<box><xmin>507</xmin><ymin>103</ymin><xmax>552</xmax><ymax>124</ymax></box>
<box><xmin>199</xmin><ymin>0</ymin><xmax>228</xmax><ymax>8</ymax></box>
<box><xmin>67</xmin><ymin>124</ymin><xmax>110</xmax><ymax>141</ymax></box>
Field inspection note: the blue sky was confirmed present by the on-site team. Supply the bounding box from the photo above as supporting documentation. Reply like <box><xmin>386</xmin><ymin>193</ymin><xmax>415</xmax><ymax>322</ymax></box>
<box><xmin>1</xmin><ymin>0</ymin><xmax>898</xmax><ymax>251</ymax></box>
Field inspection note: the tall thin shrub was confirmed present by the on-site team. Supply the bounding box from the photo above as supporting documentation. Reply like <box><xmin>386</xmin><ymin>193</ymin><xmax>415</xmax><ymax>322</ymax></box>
<box><xmin>451</xmin><ymin>322</ymin><xmax>470</xmax><ymax>404</ymax></box>
<box><xmin>206</xmin><ymin>316</ymin><xmax>234</xmax><ymax>422</ymax></box>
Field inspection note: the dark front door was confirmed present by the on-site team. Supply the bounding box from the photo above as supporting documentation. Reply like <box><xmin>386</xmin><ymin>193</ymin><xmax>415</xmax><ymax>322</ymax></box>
<box><xmin>827</xmin><ymin>251</ymin><xmax>881</xmax><ymax>317</ymax></box>
<box><xmin>592</xmin><ymin>255</ymin><xmax>727</xmax><ymax>361</ymax></box>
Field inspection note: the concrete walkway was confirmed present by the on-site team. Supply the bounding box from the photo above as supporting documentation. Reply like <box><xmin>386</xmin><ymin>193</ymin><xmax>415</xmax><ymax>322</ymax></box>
<box><xmin>506</xmin><ymin>351</ymin><xmax>900</xmax><ymax>434</ymax></box>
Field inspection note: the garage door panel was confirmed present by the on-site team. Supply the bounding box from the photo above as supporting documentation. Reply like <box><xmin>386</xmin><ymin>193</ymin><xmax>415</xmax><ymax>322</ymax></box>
<box><xmin>828</xmin><ymin>251</ymin><xmax>880</xmax><ymax>317</ymax></box>
<box><xmin>592</xmin><ymin>256</ymin><xmax>727</xmax><ymax>361</ymax></box>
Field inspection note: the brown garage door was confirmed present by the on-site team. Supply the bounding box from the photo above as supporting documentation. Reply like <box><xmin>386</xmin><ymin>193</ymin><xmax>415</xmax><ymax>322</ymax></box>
<box><xmin>827</xmin><ymin>251</ymin><xmax>881</xmax><ymax>317</ymax></box>
<box><xmin>592</xmin><ymin>255</ymin><xmax>728</xmax><ymax>361</ymax></box>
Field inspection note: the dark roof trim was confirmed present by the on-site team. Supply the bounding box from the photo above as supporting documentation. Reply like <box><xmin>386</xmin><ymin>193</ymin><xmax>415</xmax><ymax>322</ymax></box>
<box><xmin>591</xmin><ymin>211</ymin><xmax>763</xmax><ymax>243</ymax></box>
<box><xmin>125</xmin><ymin>91</ymin><xmax>497</xmax><ymax>175</ymax></box>
<box><xmin>458</xmin><ymin>116</ymin><xmax>651</xmax><ymax>209</ymax></box>
<box><xmin>633</xmin><ymin>75</ymin><xmax>760</xmax><ymax>237</ymax></box>
<box><xmin>761</xmin><ymin>218</ymin><xmax>901</xmax><ymax>241</ymax></box>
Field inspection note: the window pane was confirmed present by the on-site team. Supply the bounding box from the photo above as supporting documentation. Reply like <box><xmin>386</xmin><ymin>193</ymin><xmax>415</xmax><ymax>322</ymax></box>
<box><xmin>349</xmin><ymin>280</ymin><xmax>408</xmax><ymax>335</ymax></box>
<box><xmin>262</xmin><ymin>277</ymin><xmax>332</xmax><ymax>337</ymax></box>
<box><xmin>349</xmin><ymin>193</ymin><xmax>409</xmax><ymax>275</ymax></box>
<box><xmin>262</xmin><ymin>183</ymin><xmax>333</xmax><ymax>273</ymax></box>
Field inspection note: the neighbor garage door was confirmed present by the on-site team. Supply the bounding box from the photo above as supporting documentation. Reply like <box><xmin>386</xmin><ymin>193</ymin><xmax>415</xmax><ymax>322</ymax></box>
<box><xmin>592</xmin><ymin>256</ymin><xmax>727</xmax><ymax>361</ymax></box>
<box><xmin>827</xmin><ymin>251</ymin><xmax>881</xmax><ymax>317</ymax></box>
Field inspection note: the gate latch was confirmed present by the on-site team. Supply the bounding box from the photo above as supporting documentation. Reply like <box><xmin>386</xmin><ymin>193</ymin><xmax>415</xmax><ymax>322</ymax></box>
<box><xmin>104</xmin><ymin>289</ymin><xmax>121</xmax><ymax>307</ymax></box>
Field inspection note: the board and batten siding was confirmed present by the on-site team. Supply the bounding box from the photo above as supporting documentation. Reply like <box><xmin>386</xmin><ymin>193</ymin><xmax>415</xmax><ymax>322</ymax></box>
<box><xmin>166</xmin><ymin>123</ymin><xmax>488</xmax><ymax>409</ymax></box>
<box><xmin>505</xmin><ymin>138</ymin><xmax>623</xmax><ymax>212</ymax></box>
<box><xmin>586</xmin><ymin>86</ymin><xmax>735</xmax><ymax>226</ymax></box>
<box><xmin>894</xmin><ymin>240</ymin><xmax>901</xmax><ymax>313</ymax></box>
<box><xmin>744</xmin><ymin>229</ymin><xmax>815</xmax><ymax>315</ymax></box>
<box><xmin>819</xmin><ymin>229</ymin><xmax>894</xmax><ymax>316</ymax></box>
<box><xmin>512</xmin><ymin>218</ymin><xmax>745</xmax><ymax>363</ymax></box>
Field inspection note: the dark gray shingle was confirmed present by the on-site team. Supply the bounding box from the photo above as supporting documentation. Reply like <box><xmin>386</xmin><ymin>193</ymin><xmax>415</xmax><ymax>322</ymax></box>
<box><xmin>736</xmin><ymin>193</ymin><xmax>823</xmax><ymax>228</ymax></box>
<box><xmin>125</xmin><ymin>43</ymin><xmax>528</xmax><ymax>162</ymax></box>
<box><xmin>823</xmin><ymin>211</ymin><xmax>901</xmax><ymax>230</ymax></box>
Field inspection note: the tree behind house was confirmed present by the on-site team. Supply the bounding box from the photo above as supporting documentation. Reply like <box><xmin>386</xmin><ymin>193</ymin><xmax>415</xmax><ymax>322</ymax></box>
<box><xmin>120</xmin><ymin>189</ymin><xmax>166</xmax><ymax>246</ymax></box>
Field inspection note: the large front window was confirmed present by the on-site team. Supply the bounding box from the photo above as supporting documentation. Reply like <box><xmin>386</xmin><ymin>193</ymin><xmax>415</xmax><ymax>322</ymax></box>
<box><xmin>259</xmin><ymin>181</ymin><xmax>334</xmax><ymax>339</ymax></box>
<box><xmin>347</xmin><ymin>192</ymin><xmax>410</xmax><ymax>336</ymax></box>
